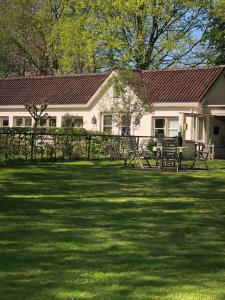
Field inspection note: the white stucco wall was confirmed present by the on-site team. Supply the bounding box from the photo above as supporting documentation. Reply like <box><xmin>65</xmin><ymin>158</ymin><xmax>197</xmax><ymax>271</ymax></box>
<box><xmin>203</xmin><ymin>70</ymin><xmax>225</xmax><ymax>106</ymax></box>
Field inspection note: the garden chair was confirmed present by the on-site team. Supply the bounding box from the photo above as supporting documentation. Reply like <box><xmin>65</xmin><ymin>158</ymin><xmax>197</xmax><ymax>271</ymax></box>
<box><xmin>156</xmin><ymin>138</ymin><xmax>180</xmax><ymax>170</ymax></box>
<box><xmin>160</xmin><ymin>146</ymin><xmax>181</xmax><ymax>172</ymax></box>
<box><xmin>128</xmin><ymin>137</ymin><xmax>152</xmax><ymax>168</ymax></box>
<box><xmin>190</xmin><ymin>143</ymin><xmax>209</xmax><ymax>170</ymax></box>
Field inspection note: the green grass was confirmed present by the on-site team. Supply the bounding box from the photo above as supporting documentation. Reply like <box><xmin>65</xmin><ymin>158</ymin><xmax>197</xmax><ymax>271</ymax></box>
<box><xmin>0</xmin><ymin>160</ymin><xmax>225</xmax><ymax>300</ymax></box>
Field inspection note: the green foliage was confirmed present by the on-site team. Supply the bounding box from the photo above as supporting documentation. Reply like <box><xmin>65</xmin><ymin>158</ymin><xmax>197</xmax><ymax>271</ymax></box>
<box><xmin>0</xmin><ymin>128</ymin><xmax>127</xmax><ymax>161</ymax></box>
<box><xmin>0</xmin><ymin>0</ymin><xmax>63</xmax><ymax>76</ymax></box>
<box><xmin>0</xmin><ymin>0</ymin><xmax>218</xmax><ymax>76</ymax></box>
<box><xmin>206</xmin><ymin>0</ymin><xmax>225</xmax><ymax>65</ymax></box>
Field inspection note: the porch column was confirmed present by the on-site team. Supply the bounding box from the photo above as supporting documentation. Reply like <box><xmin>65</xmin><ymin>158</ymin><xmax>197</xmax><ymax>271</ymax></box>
<box><xmin>195</xmin><ymin>116</ymin><xmax>199</xmax><ymax>142</ymax></box>
<box><xmin>179</xmin><ymin>113</ymin><xmax>185</xmax><ymax>137</ymax></box>
<box><xmin>205</xmin><ymin>115</ymin><xmax>210</xmax><ymax>144</ymax></box>
<box><xmin>56</xmin><ymin>115</ymin><xmax>61</xmax><ymax>127</ymax></box>
<box><xmin>9</xmin><ymin>115</ymin><xmax>14</xmax><ymax>127</ymax></box>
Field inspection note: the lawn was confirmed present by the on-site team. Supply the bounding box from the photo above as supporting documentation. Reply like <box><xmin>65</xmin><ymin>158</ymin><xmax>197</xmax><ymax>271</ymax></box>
<box><xmin>0</xmin><ymin>160</ymin><xmax>225</xmax><ymax>300</ymax></box>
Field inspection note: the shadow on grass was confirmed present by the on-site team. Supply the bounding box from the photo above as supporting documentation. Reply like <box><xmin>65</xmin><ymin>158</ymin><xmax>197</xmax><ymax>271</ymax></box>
<box><xmin>0</xmin><ymin>160</ymin><xmax>225</xmax><ymax>299</ymax></box>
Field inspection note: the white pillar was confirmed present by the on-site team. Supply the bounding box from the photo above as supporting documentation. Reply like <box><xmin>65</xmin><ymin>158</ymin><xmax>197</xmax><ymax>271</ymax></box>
<box><xmin>195</xmin><ymin>116</ymin><xmax>199</xmax><ymax>142</ymax></box>
<box><xmin>9</xmin><ymin>115</ymin><xmax>14</xmax><ymax>127</ymax></box>
<box><xmin>179</xmin><ymin>113</ymin><xmax>185</xmax><ymax>137</ymax></box>
<box><xmin>56</xmin><ymin>115</ymin><xmax>61</xmax><ymax>127</ymax></box>
<box><xmin>205</xmin><ymin>115</ymin><xmax>210</xmax><ymax>144</ymax></box>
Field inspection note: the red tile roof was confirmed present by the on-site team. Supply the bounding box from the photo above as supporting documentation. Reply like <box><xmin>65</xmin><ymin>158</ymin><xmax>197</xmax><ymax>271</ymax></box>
<box><xmin>0</xmin><ymin>66</ymin><xmax>224</xmax><ymax>106</ymax></box>
<box><xmin>140</xmin><ymin>66</ymin><xmax>224</xmax><ymax>103</ymax></box>
<box><xmin>0</xmin><ymin>73</ymin><xmax>109</xmax><ymax>106</ymax></box>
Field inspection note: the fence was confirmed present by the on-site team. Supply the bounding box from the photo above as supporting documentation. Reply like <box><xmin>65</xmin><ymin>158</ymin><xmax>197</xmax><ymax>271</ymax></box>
<box><xmin>0</xmin><ymin>128</ymin><xmax>159</xmax><ymax>163</ymax></box>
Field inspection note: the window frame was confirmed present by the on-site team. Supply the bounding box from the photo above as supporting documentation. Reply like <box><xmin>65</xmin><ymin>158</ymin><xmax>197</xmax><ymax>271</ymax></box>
<box><xmin>39</xmin><ymin>117</ymin><xmax>57</xmax><ymax>127</ymax></box>
<box><xmin>13</xmin><ymin>116</ymin><xmax>32</xmax><ymax>127</ymax></box>
<box><xmin>61</xmin><ymin>116</ymin><xmax>83</xmax><ymax>128</ymax></box>
<box><xmin>0</xmin><ymin>116</ymin><xmax>9</xmax><ymax>127</ymax></box>
<box><xmin>153</xmin><ymin>117</ymin><xmax>179</xmax><ymax>137</ymax></box>
<box><xmin>102</xmin><ymin>114</ymin><xmax>112</xmax><ymax>134</ymax></box>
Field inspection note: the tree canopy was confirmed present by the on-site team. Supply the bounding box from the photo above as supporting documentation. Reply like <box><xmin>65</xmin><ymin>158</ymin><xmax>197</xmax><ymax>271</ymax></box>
<box><xmin>0</xmin><ymin>0</ymin><xmax>224</xmax><ymax>77</ymax></box>
<box><xmin>206</xmin><ymin>0</ymin><xmax>225</xmax><ymax>65</ymax></box>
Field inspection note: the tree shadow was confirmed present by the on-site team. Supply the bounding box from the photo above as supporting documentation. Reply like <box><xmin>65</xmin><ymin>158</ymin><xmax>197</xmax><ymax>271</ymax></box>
<box><xmin>0</xmin><ymin>161</ymin><xmax>225</xmax><ymax>299</ymax></box>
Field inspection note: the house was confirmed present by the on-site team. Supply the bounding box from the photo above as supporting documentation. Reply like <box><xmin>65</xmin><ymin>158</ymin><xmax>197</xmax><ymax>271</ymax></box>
<box><xmin>0</xmin><ymin>66</ymin><xmax>225</xmax><ymax>158</ymax></box>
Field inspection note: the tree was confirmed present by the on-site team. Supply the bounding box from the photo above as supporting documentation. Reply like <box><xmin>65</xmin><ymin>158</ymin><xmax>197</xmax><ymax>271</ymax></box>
<box><xmin>0</xmin><ymin>0</ymin><xmax>64</xmax><ymax>77</ymax></box>
<box><xmin>25</xmin><ymin>100</ymin><xmax>49</xmax><ymax>128</ymax></box>
<box><xmin>53</xmin><ymin>0</ymin><xmax>213</xmax><ymax>72</ymax></box>
<box><xmin>50</xmin><ymin>0</ymin><xmax>103</xmax><ymax>74</ymax></box>
<box><xmin>206</xmin><ymin>0</ymin><xmax>225</xmax><ymax>65</ymax></box>
<box><xmin>0</xmin><ymin>0</ymin><xmax>219</xmax><ymax>76</ymax></box>
<box><xmin>100</xmin><ymin>69</ymin><xmax>152</xmax><ymax>135</ymax></box>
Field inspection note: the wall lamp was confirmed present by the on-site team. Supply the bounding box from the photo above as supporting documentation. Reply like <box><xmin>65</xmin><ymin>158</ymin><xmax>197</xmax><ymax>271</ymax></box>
<box><xmin>92</xmin><ymin>115</ymin><xmax>97</xmax><ymax>125</ymax></box>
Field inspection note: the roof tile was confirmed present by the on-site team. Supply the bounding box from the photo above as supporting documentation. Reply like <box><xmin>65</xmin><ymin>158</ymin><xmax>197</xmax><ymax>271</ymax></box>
<box><xmin>140</xmin><ymin>66</ymin><xmax>224</xmax><ymax>103</ymax></box>
<box><xmin>0</xmin><ymin>67</ymin><xmax>224</xmax><ymax>106</ymax></box>
<box><xmin>0</xmin><ymin>73</ymin><xmax>109</xmax><ymax>106</ymax></box>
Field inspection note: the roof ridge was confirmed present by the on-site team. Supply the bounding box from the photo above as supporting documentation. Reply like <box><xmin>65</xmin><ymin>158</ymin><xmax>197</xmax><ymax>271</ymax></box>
<box><xmin>141</xmin><ymin>65</ymin><xmax>225</xmax><ymax>73</ymax></box>
<box><xmin>0</xmin><ymin>72</ymin><xmax>110</xmax><ymax>81</ymax></box>
<box><xmin>1</xmin><ymin>66</ymin><xmax>224</xmax><ymax>80</ymax></box>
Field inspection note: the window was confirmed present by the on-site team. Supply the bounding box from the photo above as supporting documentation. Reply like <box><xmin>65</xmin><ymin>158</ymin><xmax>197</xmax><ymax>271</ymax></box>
<box><xmin>214</xmin><ymin>126</ymin><xmax>219</xmax><ymax>135</ymax></box>
<box><xmin>0</xmin><ymin>117</ymin><xmax>9</xmax><ymax>127</ymax></box>
<box><xmin>39</xmin><ymin>117</ymin><xmax>56</xmax><ymax>127</ymax></box>
<box><xmin>73</xmin><ymin>117</ymin><xmax>83</xmax><ymax>128</ymax></box>
<box><xmin>39</xmin><ymin>119</ymin><xmax>47</xmax><ymax>127</ymax></box>
<box><xmin>49</xmin><ymin>117</ymin><xmax>56</xmax><ymax>127</ymax></box>
<box><xmin>168</xmin><ymin>118</ymin><xmax>179</xmax><ymax>137</ymax></box>
<box><xmin>13</xmin><ymin>117</ymin><xmax>32</xmax><ymax>127</ymax></box>
<box><xmin>103</xmin><ymin>114</ymin><xmax>112</xmax><ymax>133</ymax></box>
<box><xmin>14</xmin><ymin>117</ymin><xmax>23</xmax><ymax>127</ymax></box>
<box><xmin>61</xmin><ymin>115</ymin><xmax>83</xmax><ymax>127</ymax></box>
<box><xmin>24</xmin><ymin>117</ymin><xmax>32</xmax><ymax>127</ymax></box>
<box><xmin>154</xmin><ymin>117</ymin><xmax>179</xmax><ymax>137</ymax></box>
<box><xmin>155</xmin><ymin>119</ymin><xmax>165</xmax><ymax>137</ymax></box>
<box><xmin>121</xmin><ymin>115</ymin><xmax>131</xmax><ymax>135</ymax></box>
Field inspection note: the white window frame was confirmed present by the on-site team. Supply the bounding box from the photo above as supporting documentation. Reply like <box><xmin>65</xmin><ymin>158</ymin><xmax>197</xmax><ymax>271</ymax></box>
<box><xmin>102</xmin><ymin>114</ymin><xmax>112</xmax><ymax>134</ymax></box>
<box><xmin>61</xmin><ymin>116</ymin><xmax>83</xmax><ymax>128</ymax></box>
<box><xmin>0</xmin><ymin>116</ymin><xmax>9</xmax><ymax>127</ymax></box>
<box><xmin>168</xmin><ymin>117</ymin><xmax>179</xmax><ymax>137</ymax></box>
<box><xmin>153</xmin><ymin>117</ymin><xmax>179</xmax><ymax>137</ymax></box>
<box><xmin>39</xmin><ymin>117</ymin><xmax>57</xmax><ymax>127</ymax></box>
<box><xmin>13</xmin><ymin>116</ymin><xmax>32</xmax><ymax>127</ymax></box>
<box><xmin>154</xmin><ymin>118</ymin><xmax>165</xmax><ymax>137</ymax></box>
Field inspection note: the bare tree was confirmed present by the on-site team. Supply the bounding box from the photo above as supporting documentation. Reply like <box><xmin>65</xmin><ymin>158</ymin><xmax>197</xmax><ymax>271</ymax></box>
<box><xmin>25</xmin><ymin>100</ymin><xmax>49</xmax><ymax>128</ymax></box>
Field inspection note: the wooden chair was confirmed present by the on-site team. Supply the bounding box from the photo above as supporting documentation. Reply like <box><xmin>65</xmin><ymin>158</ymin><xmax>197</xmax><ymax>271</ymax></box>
<box><xmin>128</xmin><ymin>137</ymin><xmax>152</xmax><ymax>168</ymax></box>
<box><xmin>157</xmin><ymin>138</ymin><xmax>181</xmax><ymax>172</ymax></box>
<box><xmin>191</xmin><ymin>143</ymin><xmax>209</xmax><ymax>170</ymax></box>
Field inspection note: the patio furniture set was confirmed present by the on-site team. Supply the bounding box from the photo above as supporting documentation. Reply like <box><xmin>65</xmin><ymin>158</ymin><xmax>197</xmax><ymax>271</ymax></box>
<box><xmin>127</xmin><ymin>138</ymin><xmax>209</xmax><ymax>172</ymax></box>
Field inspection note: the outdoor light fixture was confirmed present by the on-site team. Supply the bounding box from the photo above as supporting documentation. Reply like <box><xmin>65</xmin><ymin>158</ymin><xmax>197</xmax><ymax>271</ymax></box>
<box><xmin>92</xmin><ymin>115</ymin><xmax>97</xmax><ymax>125</ymax></box>
<box><xmin>134</xmin><ymin>116</ymin><xmax>140</xmax><ymax>126</ymax></box>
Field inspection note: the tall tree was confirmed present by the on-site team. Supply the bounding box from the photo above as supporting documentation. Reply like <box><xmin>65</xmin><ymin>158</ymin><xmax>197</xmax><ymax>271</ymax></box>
<box><xmin>206</xmin><ymin>0</ymin><xmax>225</xmax><ymax>65</ymax></box>
<box><xmin>50</xmin><ymin>0</ymin><xmax>104</xmax><ymax>74</ymax></box>
<box><xmin>0</xmin><ymin>0</ymin><xmax>64</xmax><ymax>77</ymax></box>
<box><xmin>54</xmin><ymin>0</ymin><xmax>212</xmax><ymax>72</ymax></box>
<box><xmin>0</xmin><ymin>0</ymin><xmax>218</xmax><ymax>76</ymax></box>
<box><xmin>102</xmin><ymin>0</ymin><xmax>212</xmax><ymax>69</ymax></box>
